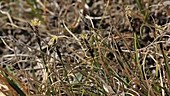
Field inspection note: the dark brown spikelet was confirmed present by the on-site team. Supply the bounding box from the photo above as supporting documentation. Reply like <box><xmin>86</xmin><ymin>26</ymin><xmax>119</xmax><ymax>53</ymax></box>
<box><xmin>36</xmin><ymin>36</ymin><xmax>41</xmax><ymax>47</ymax></box>
<box><xmin>56</xmin><ymin>46</ymin><xmax>62</xmax><ymax>60</ymax></box>
<box><xmin>84</xmin><ymin>39</ymin><xmax>94</xmax><ymax>58</ymax></box>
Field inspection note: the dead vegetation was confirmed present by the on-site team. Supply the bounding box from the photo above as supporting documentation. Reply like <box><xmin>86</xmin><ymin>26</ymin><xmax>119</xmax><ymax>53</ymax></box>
<box><xmin>0</xmin><ymin>0</ymin><xmax>170</xmax><ymax>96</ymax></box>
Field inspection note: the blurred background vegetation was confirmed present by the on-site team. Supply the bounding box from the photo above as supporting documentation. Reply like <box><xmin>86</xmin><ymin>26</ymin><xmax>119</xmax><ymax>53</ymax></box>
<box><xmin>0</xmin><ymin>0</ymin><xmax>170</xmax><ymax>96</ymax></box>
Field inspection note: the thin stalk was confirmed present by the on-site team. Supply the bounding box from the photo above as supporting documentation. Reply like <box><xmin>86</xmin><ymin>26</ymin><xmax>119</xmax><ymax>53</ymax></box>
<box><xmin>159</xmin><ymin>43</ymin><xmax>170</xmax><ymax>78</ymax></box>
<box><xmin>133</xmin><ymin>32</ymin><xmax>143</xmax><ymax>79</ymax></box>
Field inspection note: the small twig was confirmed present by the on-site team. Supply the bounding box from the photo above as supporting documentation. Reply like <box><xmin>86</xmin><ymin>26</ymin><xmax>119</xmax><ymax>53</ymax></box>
<box><xmin>85</xmin><ymin>15</ymin><xmax>110</xmax><ymax>20</ymax></box>
<box><xmin>85</xmin><ymin>15</ymin><xmax>94</xmax><ymax>28</ymax></box>
<box><xmin>0</xmin><ymin>37</ymin><xmax>14</xmax><ymax>52</ymax></box>
<box><xmin>63</xmin><ymin>21</ymin><xmax>85</xmax><ymax>51</ymax></box>
<box><xmin>36</xmin><ymin>0</ymin><xmax>54</xmax><ymax>15</ymax></box>
<box><xmin>2</xmin><ymin>54</ymin><xmax>33</xmax><ymax>58</ymax></box>
<box><xmin>0</xmin><ymin>10</ymin><xmax>14</xmax><ymax>25</ymax></box>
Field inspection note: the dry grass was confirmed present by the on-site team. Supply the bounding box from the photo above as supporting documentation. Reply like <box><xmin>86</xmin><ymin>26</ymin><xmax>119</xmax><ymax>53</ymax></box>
<box><xmin>0</xmin><ymin>0</ymin><xmax>170</xmax><ymax>96</ymax></box>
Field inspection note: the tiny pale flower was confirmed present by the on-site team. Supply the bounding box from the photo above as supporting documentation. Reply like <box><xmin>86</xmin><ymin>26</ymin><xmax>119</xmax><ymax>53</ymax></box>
<box><xmin>30</xmin><ymin>18</ymin><xmax>41</xmax><ymax>27</ymax></box>
<box><xmin>80</xmin><ymin>33</ymin><xmax>88</xmax><ymax>39</ymax></box>
<box><xmin>48</xmin><ymin>35</ymin><xmax>58</xmax><ymax>45</ymax></box>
